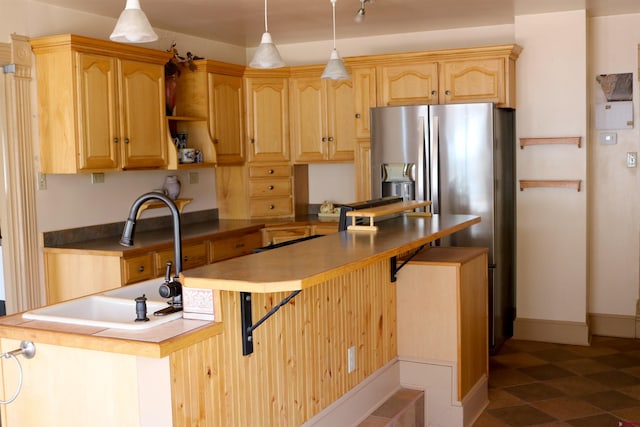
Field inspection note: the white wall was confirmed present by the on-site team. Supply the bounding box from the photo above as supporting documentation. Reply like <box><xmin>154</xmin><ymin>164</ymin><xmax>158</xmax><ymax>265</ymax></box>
<box><xmin>514</xmin><ymin>11</ymin><xmax>588</xmax><ymax>325</ymax></box>
<box><xmin>589</xmin><ymin>14</ymin><xmax>640</xmax><ymax>317</ymax></box>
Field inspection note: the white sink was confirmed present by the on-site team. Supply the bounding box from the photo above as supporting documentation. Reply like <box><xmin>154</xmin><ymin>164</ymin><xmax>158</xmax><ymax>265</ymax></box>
<box><xmin>23</xmin><ymin>295</ymin><xmax>182</xmax><ymax>330</ymax></box>
<box><xmin>102</xmin><ymin>280</ymin><xmax>168</xmax><ymax>302</ymax></box>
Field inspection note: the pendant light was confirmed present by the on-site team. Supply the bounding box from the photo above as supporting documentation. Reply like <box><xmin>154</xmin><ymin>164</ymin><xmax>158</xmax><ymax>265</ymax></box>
<box><xmin>321</xmin><ymin>0</ymin><xmax>350</xmax><ymax>80</ymax></box>
<box><xmin>110</xmin><ymin>0</ymin><xmax>158</xmax><ymax>43</ymax></box>
<box><xmin>249</xmin><ymin>0</ymin><xmax>285</xmax><ymax>69</ymax></box>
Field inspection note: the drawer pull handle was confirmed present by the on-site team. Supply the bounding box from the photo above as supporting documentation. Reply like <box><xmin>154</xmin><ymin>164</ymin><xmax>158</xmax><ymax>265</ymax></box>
<box><xmin>183</xmin><ymin>256</ymin><xmax>189</xmax><ymax>262</ymax></box>
<box><xmin>328</xmin><ymin>137</ymin><xmax>334</xmax><ymax>142</ymax></box>
<box><xmin>234</xmin><ymin>243</ymin><xmax>245</xmax><ymax>249</ymax></box>
<box><xmin>355</xmin><ymin>113</ymin><xmax>361</xmax><ymax>118</ymax></box>
<box><xmin>268</xmin><ymin>169</ymin><xmax>274</xmax><ymax>174</ymax></box>
<box><xmin>138</xmin><ymin>265</ymin><xmax>145</xmax><ymax>272</ymax></box>
<box><xmin>269</xmin><ymin>204</ymin><xmax>275</xmax><ymax>209</ymax></box>
<box><xmin>114</xmin><ymin>137</ymin><xmax>119</xmax><ymax>144</ymax></box>
<box><xmin>268</xmin><ymin>185</ymin><xmax>274</xmax><ymax>190</ymax></box>
<box><xmin>322</xmin><ymin>137</ymin><xmax>327</xmax><ymax>142</ymax></box>
<box><xmin>124</xmin><ymin>138</ymin><xmax>130</xmax><ymax>144</ymax></box>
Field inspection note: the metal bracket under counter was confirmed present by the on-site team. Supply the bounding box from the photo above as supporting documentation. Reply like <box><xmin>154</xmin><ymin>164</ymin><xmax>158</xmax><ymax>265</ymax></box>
<box><xmin>390</xmin><ymin>244</ymin><xmax>428</xmax><ymax>282</ymax></box>
<box><xmin>241</xmin><ymin>290</ymin><xmax>301</xmax><ymax>356</ymax></box>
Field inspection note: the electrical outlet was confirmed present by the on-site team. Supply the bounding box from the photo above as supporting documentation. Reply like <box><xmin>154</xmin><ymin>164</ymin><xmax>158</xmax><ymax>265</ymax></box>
<box><xmin>347</xmin><ymin>346</ymin><xmax>356</xmax><ymax>373</ymax></box>
<box><xmin>91</xmin><ymin>172</ymin><xmax>105</xmax><ymax>184</ymax></box>
<box><xmin>37</xmin><ymin>172</ymin><xmax>47</xmax><ymax>190</ymax></box>
<box><xmin>627</xmin><ymin>152</ymin><xmax>637</xmax><ymax>168</ymax></box>
<box><xmin>188</xmin><ymin>172</ymin><xmax>199</xmax><ymax>184</ymax></box>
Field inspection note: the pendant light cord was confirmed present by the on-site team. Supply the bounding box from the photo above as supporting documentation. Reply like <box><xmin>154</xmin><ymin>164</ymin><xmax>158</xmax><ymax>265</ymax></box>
<box><xmin>331</xmin><ymin>0</ymin><xmax>337</xmax><ymax>49</ymax></box>
<box><xmin>264</xmin><ymin>0</ymin><xmax>269</xmax><ymax>32</ymax></box>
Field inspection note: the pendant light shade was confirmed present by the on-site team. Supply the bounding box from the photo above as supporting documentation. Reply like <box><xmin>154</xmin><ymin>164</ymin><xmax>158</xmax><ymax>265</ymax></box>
<box><xmin>250</xmin><ymin>0</ymin><xmax>285</xmax><ymax>68</ymax></box>
<box><xmin>110</xmin><ymin>0</ymin><xmax>158</xmax><ymax>43</ymax></box>
<box><xmin>322</xmin><ymin>0</ymin><xmax>350</xmax><ymax>80</ymax></box>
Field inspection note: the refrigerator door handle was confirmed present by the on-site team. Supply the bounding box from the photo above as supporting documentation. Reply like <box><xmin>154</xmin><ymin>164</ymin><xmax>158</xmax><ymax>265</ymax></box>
<box><xmin>430</xmin><ymin>114</ymin><xmax>440</xmax><ymax>213</ymax></box>
<box><xmin>417</xmin><ymin>116</ymin><xmax>426</xmax><ymax>202</ymax></box>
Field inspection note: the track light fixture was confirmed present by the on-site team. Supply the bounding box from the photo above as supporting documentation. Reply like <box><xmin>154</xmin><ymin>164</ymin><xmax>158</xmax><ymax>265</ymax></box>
<box><xmin>355</xmin><ymin>0</ymin><xmax>370</xmax><ymax>23</ymax></box>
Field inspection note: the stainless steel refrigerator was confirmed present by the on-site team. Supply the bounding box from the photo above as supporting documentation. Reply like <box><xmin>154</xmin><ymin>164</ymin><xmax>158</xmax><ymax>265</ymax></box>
<box><xmin>370</xmin><ymin>102</ymin><xmax>515</xmax><ymax>353</ymax></box>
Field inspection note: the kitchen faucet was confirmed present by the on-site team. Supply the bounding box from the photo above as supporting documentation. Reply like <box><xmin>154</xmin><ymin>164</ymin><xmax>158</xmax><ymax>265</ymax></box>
<box><xmin>119</xmin><ymin>192</ymin><xmax>183</xmax><ymax>315</ymax></box>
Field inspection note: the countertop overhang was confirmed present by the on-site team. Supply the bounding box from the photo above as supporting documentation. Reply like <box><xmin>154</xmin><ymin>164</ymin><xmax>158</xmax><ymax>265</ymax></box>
<box><xmin>182</xmin><ymin>214</ymin><xmax>481</xmax><ymax>293</ymax></box>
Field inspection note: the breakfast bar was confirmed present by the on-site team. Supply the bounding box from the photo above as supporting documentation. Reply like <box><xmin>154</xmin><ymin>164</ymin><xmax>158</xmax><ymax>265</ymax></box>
<box><xmin>0</xmin><ymin>213</ymin><xmax>482</xmax><ymax>427</ymax></box>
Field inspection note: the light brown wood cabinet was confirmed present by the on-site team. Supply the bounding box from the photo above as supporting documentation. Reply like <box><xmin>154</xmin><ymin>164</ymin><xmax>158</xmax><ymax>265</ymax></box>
<box><xmin>377</xmin><ymin>61</ymin><xmax>439</xmax><ymax>106</ymax></box>
<box><xmin>169</xmin><ymin>59</ymin><xmax>246</xmax><ymax>168</ymax></box>
<box><xmin>397</xmin><ymin>246</ymin><xmax>488</xmax><ymax>400</ymax></box>
<box><xmin>354</xmin><ymin>139</ymin><xmax>371</xmax><ymax>201</ymax></box>
<box><xmin>245</xmin><ymin>73</ymin><xmax>290</xmax><ymax>163</ymax></box>
<box><xmin>352</xmin><ymin>66</ymin><xmax>377</xmax><ymax>139</ymax></box>
<box><xmin>289</xmin><ymin>70</ymin><xmax>355</xmax><ymax>163</ymax></box>
<box><xmin>30</xmin><ymin>34</ymin><xmax>170</xmax><ymax>173</ymax></box>
<box><xmin>260</xmin><ymin>221</ymin><xmax>338</xmax><ymax>246</ymax></box>
<box><xmin>43</xmin><ymin>229</ymin><xmax>263</xmax><ymax>304</ymax></box>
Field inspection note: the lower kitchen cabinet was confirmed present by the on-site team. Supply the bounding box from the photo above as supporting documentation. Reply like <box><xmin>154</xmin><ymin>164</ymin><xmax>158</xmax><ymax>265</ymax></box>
<box><xmin>43</xmin><ymin>229</ymin><xmax>263</xmax><ymax>304</ymax></box>
<box><xmin>396</xmin><ymin>246</ymin><xmax>488</xmax><ymax>401</ymax></box>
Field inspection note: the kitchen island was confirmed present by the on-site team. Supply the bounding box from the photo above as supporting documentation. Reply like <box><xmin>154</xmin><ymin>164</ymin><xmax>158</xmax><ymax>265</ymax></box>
<box><xmin>0</xmin><ymin>213</ymin><xmax>482</xmax><ymax>427</ymax></box>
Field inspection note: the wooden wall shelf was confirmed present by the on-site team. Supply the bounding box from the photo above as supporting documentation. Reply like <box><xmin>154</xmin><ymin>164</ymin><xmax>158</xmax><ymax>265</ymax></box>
<box><xmin>519</xmin><ymin>180</ymin><xmax>581</xmax><ymax>192</ymax></box>
<box><xmin>519</xmin><ymin>137</ymin><xmax>581</xmax><ymax>149</ymax></box>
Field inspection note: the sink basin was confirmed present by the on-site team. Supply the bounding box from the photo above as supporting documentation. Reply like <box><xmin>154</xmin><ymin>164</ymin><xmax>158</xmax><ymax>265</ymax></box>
<box><xmin>102</xmin><ymin>280</ymin><xmax>168</xmax><ymax>302</ymax></box>
<box><xmin>23</xmin><ymin>295</ymin><xmax>182</xmax><ymax>330</ymax></box>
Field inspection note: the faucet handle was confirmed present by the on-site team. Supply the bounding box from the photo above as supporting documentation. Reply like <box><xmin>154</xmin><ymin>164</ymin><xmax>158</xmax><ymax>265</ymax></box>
<box><xmin>164</xmin><ymin>261</ymin><xmax>173</xmax><ymax>283</ymax></box>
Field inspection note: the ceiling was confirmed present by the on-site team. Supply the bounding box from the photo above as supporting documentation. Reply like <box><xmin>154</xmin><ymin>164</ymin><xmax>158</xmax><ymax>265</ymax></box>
<box><xmin>34</xmin><ymin>0</ymin><xmax>640</xmax><ymax>47</ymax></box>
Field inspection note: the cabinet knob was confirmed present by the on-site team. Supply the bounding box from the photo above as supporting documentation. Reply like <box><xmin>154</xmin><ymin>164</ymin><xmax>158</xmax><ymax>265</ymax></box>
<box><xmin>268</xmin><ymin>169</ymin><xmax>274</xmax><ymax>174</ymax></box>
<box><xmin>234</xmin><ymin>243</ymin><xmax>245</xmax><ymax>249</ymax></box>
<box><xmin>268</xmin><ymin>185</ymin><xmax>274</xmax><ymax>190</ymax></box>
<box><xmin>431</xmin><ymin>90</ymin><xmax>437</xmax><ymax>96</ymax></box>
<box><xmin>138</xmin><ymin>265</ymin><xmax>145</xmax><ymax>272</ymax></box>
<box><xmin>124</xmin><ymin>138</ymin><xmax>130</xmax><ymax>144</ymax></box>
<box><xmin>322</xmin><ymin>137</ymin><xmax>327</xmax><ymax>142</ymax></box>
<box><xmin>213</xmin><ymin>139</ymin><xmax>219</xmax><ymax>144</ymax></box>
<box><xmin>269</xmin><ymin>204</ymin><xmax>275</xmax><ymax>209</ymax></box>
<box><xmin>445</xmin><ymin>90</ymin><xmax>451</xmax><ymax>96</ymax></box>
<box><xmin>113</xmin><ymin>137</ymin><xmax>119</xmax><ymax>144</ymax></box>
<box><xmin>355</xmin><ymin>113</ymin><xmax>361</xmax><ymax>119</ymax></box>
<box><xmin>328</xmin><ymin>137</ymin><xmax>334</xmax><ymax>142</ymax></box>
<box><xmin>249</xmin><ymin>138</ymin><xmax>255</xmax><ymax>144</ymax></box>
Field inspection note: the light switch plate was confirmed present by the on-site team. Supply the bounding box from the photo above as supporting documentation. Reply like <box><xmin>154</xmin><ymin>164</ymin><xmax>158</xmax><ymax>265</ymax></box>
<box><xmin>627</xmin><ymin>152</ymin><xmax>637</xmax><ymax>168</ymax></box>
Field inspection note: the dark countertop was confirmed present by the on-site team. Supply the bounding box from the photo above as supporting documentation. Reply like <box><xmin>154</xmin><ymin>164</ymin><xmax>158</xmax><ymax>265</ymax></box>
<box><xmin>43</xmin><ymin>214</ymin><xmax>339</xmax><ymax>257</ymax></box>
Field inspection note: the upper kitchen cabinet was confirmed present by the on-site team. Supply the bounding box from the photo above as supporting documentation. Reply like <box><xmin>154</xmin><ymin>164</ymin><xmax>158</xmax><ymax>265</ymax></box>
<box><xmin>377</xmin><ymin>61</ymin><xmax>439</xmax><ymax>106</ymax></box>
<box><xmin>351</xmin><ymin>66</ymin><xmax>377</xmax><ymax>139</ymax></box>
<box><xmin>171</xmin><ymin>59</ymin><xmax>246</xmax><ymax>167</ymax></box>
<box><xmin>244</xmin><ymin>71</ymin><xmax>290</xmax><ymax>163</ymax></box>
<box><xmin>30</xmin><ymin>34</ymin><xmax>171</xmax><ymax>173</ymax></box>
<box><xmin>370</xmin><ymin>44</ymin><xmax>521</xmax><ymax>109</ymax></box>
<box><xmin>289</xmin><ymin>67</ymin><xmax>355</xmax><ymax>163</ymax></box>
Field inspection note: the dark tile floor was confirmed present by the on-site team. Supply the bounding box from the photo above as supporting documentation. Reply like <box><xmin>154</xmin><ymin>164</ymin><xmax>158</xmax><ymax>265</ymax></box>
<box><xmin>473</xmin><ymin>336</ymin><xmax>640</xmax><ymax>427</ymax></box>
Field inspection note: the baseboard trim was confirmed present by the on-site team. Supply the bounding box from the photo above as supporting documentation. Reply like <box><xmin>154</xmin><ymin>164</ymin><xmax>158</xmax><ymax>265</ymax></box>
<box><xmin>589</xmin><ymin>312</ymin><xmax>637</xmax><ymax>338</ymax></box>
<box><xmin>513</xmin><ymin>317</ymin><xmax>590</xmax><ymax>345</ymax></box>
<box><xmin>301</xmin><ymin>359</ymin><xmax>401</xmax><ymax>427</ymax></box>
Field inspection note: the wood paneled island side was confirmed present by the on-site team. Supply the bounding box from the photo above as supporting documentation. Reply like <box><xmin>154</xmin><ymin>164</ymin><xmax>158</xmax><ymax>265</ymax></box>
<box><xmin>0</xmin><ymin>214</ymin><xmax>480</xmax><ymax>427</ymax></box>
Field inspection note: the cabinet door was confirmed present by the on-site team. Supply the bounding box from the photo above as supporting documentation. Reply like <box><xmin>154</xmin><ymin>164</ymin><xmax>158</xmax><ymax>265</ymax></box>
<box><xmin>354</xmin><ymin>139</ymin><xmax>371</xmax><ymax>201</ymax></box>
<box><xmin>76</xmin><ymin>53</ymin><xmax>120</xmax><ymax>170</ymax></box>
<box><xmin>245</xmin><ymin>77</ymin><xmax>289</xmax><ymax>163</ymax></box>
<box><xmin>439</xmin><ymin>58</ymin><xmax>504</xmax><ymax>105</ymax></box>
<box><xmin>289</xmin><ymin>77</ymin><xmax>325</xmax><ymax>163</ymax></box>
<box><xmin>261</xmin><ymin>226</ymin><xmax>311</xmax><ymax>246</ymax></box>
<box><xmin>378</xmin><ymin>62</ymin><xmax>439</xmax><ymax>106</ymax></box>
<box><xmin>119</xmin><ymin>60</ymin><xmax>167</xmax><ymax>169</ymax></box>
<box><xmin>155</xmin><ymin>242</ymin><xmax>208</xmax><ymax>276</ymax></box>
<box><xmin>210</xmin><ymin>231</ymin><xmax>262</xmax><ymax>262</ymax></box>
<box><xmin>210</xmin><ymin>73</ymin><xmax>245</xmax><ymax>164</ymax></box>
<box><xmin>352</xmin><ymin>66</ymin><xmax>377</xmax><ymax>139</ymax></box>
<box><xmin>121</xmin><ymin>253</ymin><xmax>155</xmax><ymax>285</ymax></box>
<box><xmin>326</xmin><ymin>79</ymin><xmax>354</xmax><ymax>161</ymax></box>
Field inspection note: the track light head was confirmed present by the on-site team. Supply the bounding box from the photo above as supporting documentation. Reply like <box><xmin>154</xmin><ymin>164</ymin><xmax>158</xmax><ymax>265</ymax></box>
<box><xmin>354</xmin><ymin>0</ymin><xmax>369</xmax><ymax>23</ymax></box>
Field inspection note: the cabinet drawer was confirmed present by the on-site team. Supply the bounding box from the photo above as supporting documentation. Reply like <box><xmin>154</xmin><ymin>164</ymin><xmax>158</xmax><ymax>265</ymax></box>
<box><xmin>210</xmin><ymin>231</ymin><xmax>262</xmax><ymax>262</ymax></box>
<box><xmin>155</xmin><ymin>242</ymin><xmax>208</xmax><ymax>276</ymax></box>
<box><xmin>249</xmin><ymin>197</ymin><xmax>293</xmax><ymax>217</ymax></box>
<box><xmin>312</xmin><ymin>223</ymin><xmax>338</xmax><ymax>235</ymax></box>
<box><xmin>248</xmin><ymin>165</ymin><xmax>291</xmax><ymax>178</ymax></box>
<box><xmin>249</xmin><ymin>178</ymin><xmax>291</xmax><ymax>197</ymax></box>
<box><xmin>121</xmin><ymin>254</ymin><xmax>154</xmax><ymax>285</ymax></box>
